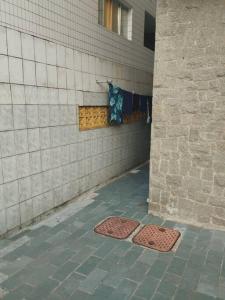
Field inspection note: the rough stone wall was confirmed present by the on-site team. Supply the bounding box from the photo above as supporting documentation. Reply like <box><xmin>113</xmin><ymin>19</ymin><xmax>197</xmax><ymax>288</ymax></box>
<box><xmin>149</xmin><ymin>0</ymin><xmax>225</xmax><ymax>228</ymax></box>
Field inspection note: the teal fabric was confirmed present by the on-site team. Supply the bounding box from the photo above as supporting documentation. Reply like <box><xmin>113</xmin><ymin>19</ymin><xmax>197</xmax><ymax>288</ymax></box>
<box><xmin>108</xmin><ymin>83</ymin><xmax>124</xmax><ymax>125</ymax></box>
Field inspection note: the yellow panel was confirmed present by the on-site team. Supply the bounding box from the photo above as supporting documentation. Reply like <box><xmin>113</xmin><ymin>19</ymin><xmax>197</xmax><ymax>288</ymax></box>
<box><xmin>79</xmin><ymin>106</ymin><xmax>146</xmax><ymax>131</ymax></box>
<box><xmin>79</xmin><ymin>106</ymin><xmax>109</xmax><ymax>131</ymax></box>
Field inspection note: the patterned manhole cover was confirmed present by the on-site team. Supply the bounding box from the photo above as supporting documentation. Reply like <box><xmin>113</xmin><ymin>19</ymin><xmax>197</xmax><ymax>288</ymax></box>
<box><xmin>132</xmin><ymin>224</ymin><xmax>180</xmax><ymax>252</ymax></box>
<box><xmin>94</xmin><ymin>216</ymin><xmax>140</xmax><ymax>239</ymax></box>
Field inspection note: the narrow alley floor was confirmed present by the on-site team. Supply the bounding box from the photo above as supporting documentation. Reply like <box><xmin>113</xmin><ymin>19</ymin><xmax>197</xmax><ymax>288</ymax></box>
<box><xmin>0</xmin><ymin>165</ymin><xmax>225</xmax><ymax>300</ymax></box>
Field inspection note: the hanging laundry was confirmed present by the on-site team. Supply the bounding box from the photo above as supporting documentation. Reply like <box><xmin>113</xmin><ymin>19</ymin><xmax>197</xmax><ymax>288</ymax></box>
<box><xmin>140</xmin><ymin>95</ymin><xmax>148</xmax><ymax>113</ymax></box>
<box><xmin>147</xmin><ymin>96</ymin><xmax>152</xmax><ymax>124</ymax></box>
<box><xmin>149</xmin><ymin>96</ymin><xmax>153</xmax><ymax>123</ymax></box>
<box><xmin>108</xmin><ymin>83</ymin><xmax>124</xmax><ymax>125</ymax></box>
<box><xmin>122</xmin><ymin>90</ymin><xmax>133</xmax><ymax>116</ymax></box>
<box><xmin>132</xmin><ymin>94</ymin><xmax>140</xmax><ymax>112</ymax></box>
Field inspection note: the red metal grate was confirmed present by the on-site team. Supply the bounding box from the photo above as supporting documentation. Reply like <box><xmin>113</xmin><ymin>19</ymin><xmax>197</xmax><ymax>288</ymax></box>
<box><xmin>94</xmin><ymin>216</ymin><xmax>140</xmax><ymax>240</ymax></box>
<box><xmin>132</xmin><ymin>225</ymin><xmax>180</xmax><ymax>252</ymax></box>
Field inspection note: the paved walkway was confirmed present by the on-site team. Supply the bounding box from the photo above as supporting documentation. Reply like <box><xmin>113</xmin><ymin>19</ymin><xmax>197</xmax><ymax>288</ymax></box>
<box><xmin>0</xmin><ymin>165</ymin><xmax>225</xmax><ymax>300</ymax></box>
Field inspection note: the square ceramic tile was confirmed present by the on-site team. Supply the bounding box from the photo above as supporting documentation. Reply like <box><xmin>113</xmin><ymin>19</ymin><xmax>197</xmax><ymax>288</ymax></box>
<box><xmin>0</xmin><ymin>27</ymin><xmax>7</xmax><ymax>55</ymax></box>
<box><xmin>11</xmin><ymin>84</ymin><xmax>25</xmax><ymax>104</ymax></box>
<box><xmin>9</xmin><ymin>57</ymin><xmax>23</xmax><ymax>84</ymax></box>
<box><xmin>0</xmin><ymin>84</ymin><xmax>11</xmax><ymax>104</ymax></box>
<box><xmin>36</xmin><ymin>63</ymin><xmax>47</xmax><ymax>86</ymax></box>
<box><xmin>0</xmin><ymin>55</ymin><xmax>9</xmax><ymax>82</ymax></box>
<box><xmin>46</xmin><ymin>41</ymin><xmax>57</xmax><ymax>65</ymax></box>
<box><xmin>7</xmin><ymin>28</ymin><xmax>22</xmax><ymax>57</ymax></box>
<box><xmin>21</xmin><ymin>33</ymin><xmax>35</xmax><ymax>60</ymax></box>
<box><xmin>23</xmin><ymin>60</ymin><xmax>36</xmax><ymax>85</ymax></box>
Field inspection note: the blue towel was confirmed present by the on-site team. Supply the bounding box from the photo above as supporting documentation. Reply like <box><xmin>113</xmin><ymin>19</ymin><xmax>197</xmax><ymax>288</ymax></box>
<box><xmin>122</xmin><ymin>90</ymin><xmax>133</xmax><ymax>116</ymax></box>
<box><xmin>108</xmin><ymin>83</ymin><xmax>124</xmax><ymax>125</ymax></box>
<box><xmin>132</xmin><ymin>94</ymin><xmax>140</xmax><ymax>112</ymax></box>
<box><xmin>140</xmin><ymin>95</ymin><xmax>148</xmax><ymax>113</ymax></box>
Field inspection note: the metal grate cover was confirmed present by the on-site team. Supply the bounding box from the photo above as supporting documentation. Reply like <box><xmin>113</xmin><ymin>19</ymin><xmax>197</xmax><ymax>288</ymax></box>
<box><xmin>94</xmin><ymin>216</ymin><xmax>140</xmax><ymax>240</ymax></box>
<box><xmin>132</xmin><ymin>225</ymin><xmax>180</xmax><ymax>252</ymax></box>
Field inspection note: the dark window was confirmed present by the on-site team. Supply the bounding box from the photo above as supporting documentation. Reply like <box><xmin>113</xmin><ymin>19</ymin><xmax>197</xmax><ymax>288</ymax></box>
<box><xmin>144</xmin><ymin>11</ymin><xmax>155</xmax><ymax>51</ymax></box>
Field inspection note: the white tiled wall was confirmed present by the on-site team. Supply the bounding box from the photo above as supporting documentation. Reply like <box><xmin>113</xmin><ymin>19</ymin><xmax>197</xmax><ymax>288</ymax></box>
<box><xmin>0</xmin><ymin>0</ymin><xmax>155</xmax><ymax>72</ymax></box>
<box><xmin>0</xmin><ymin>24</ymin><xmax>152</xmax><ymax>235</ymax></box>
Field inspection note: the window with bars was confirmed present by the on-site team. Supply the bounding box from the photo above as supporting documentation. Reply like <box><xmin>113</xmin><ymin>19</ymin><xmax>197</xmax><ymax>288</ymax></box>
<box><xmin>98</xmin><ymin>0</ymin><xmax>132</xmax><ymax>40</ymax></box>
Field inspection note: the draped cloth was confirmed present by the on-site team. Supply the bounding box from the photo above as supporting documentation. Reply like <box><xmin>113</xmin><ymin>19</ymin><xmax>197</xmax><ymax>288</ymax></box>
<box><xmin>140</xmin><ymin>95</ymin><xmax>148</xmax><ymax>113</ymax></box>
<box><xmin>132</xmin><ymin>94</ymin><xmax>140</xmax><ymax>112</ymax></box>
<box><xmin>108</xmin><ymin>83</ymin><xmax>124</xmax><ymax>125</ymax></box>
<box><xmin>122</xmin><ymin>90</ymin><xmax>133</xmax><ymax>116</ymax></box>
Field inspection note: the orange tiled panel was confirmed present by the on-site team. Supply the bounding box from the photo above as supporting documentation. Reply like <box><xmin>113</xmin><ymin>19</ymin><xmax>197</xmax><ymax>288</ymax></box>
<box><xmin>79</xmin><ymin>106</ymin><xmax>146</xmax><ymax>131</ymax></box>
<box><xmin>79</xmin><ymin>106</ymin><xmax>109</xmax><ymax>131</ymax></box>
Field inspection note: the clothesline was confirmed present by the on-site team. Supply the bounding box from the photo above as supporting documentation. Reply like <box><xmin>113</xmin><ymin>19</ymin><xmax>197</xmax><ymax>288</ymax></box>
<box><xmin>96</xmin><ymin>79</ymin><xmax>149</xmax><ymax>97</ymax></box>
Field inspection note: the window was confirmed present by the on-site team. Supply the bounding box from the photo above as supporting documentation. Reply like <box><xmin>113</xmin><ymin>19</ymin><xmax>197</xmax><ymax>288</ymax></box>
<box><xmin>98</xmin><ymin>0</ymin><xmax>132</xmax><ymax>40</ymax></box>
<box><xmin>144</xmin><ymin>11</ymin><xmax>155</xmax><ymax>51</ymax></box>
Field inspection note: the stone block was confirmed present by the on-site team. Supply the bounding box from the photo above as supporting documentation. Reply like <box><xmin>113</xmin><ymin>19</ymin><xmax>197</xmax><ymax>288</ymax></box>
<box><xmin>214</xmin><ymin>174</ymin><xmax>225</xmax><ymax>187</ymax></box>
<box><xmin>166</xmin><ymin>175</ymin><xmax>182</xmax><ymax>187</ymax></box>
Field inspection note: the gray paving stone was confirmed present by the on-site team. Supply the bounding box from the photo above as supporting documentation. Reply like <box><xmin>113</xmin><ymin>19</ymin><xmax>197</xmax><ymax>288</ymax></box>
<box><xmin>197</xmin><ymin>272</ymin><xmax>219</xmax><ymax>298</ymax></box>
<box><xmin>69</xmin><ymin>289</ymin><xmax>91</xmax><ymax>300</ymax></box>
<box><xmin>47</xmin><ymin>230</ymin><xmax>71</xmax><ymax>245</ymax></box>
<box><xmin>192</xmin><ymin>292</ymin><xmax>216</xmax><ymax>299</ymax></box>
<box><xmin>117</xmin><ymin>278</ymin><xmax>138</xmax><ymax>299</ymax></box>
<box><xmin>174</xmin><ymin>288</ymin><xmax>193</xmax><ymax>300</ymax></box>
<box><xmin>50</xmin><ymin>248</ymin><xmax>76</xmax><ymax>266</ymax></box>
<box><xmin>107</xmin><ymin>290</ymin><xmax>128</xmax><ymax>300</ymax></box>
<box><xmin>180</xmin><ymin>266</ymin><xmax>201</xmax><ymax>290</ymax></box>
<box><xmin>152</xmin><ymin>293</ymin><xmax>170</xmax><ymax>300</ymax></box>
<box><xmin>76</xmin><ymin>256</ymin><xmax>102</xmax><ymax>275</ymax></box>
<box><xmin>167</xmin><ymin>257</ymin><xmax>186</xmax><ymax>276</ymax></box>
<box><xmin>53</xmin><ymin>261</ymin><xmax>79</xmax><ymax>281</ymax></box>
<box><xmin>0</xmin><ymin>272</ymin><xmax>8</xmax><ymax>284</ymax></box>
<box><xmin>79</xmin><ymin>268</ymin><xmax>108</xmax><ymax>294</ymax></box>
<box><xmin>1</xmin><ymin>283</ymin><xmax>33</xmax><ymax>300</ymax></box>
<box><xmin>70</xmin><ymin>245</ymin><xmax>96</xmax><ymax>264</ymax></box>
<box><xmin>0</xmin><ymin>256</ymin><xmax>33</xmax><ymax>276</ymax></box>
<box><xmin>135</xmin><ymin>275</ymin><xmax>159</xmax><ymax>299</ymax></box>
<box><xmin>54</xmin><ymin>272</ymin><xmax>86</xmax><ymax>299</ymax></box>
<box><xmin>94</xmin><ymin>241</ymin><xmax>117</xmax><ymax>258</ymax></box>
<box><xmin>148</xmin><ymin>259</ymin><xmax>169</xmax><ymax>279</ymax></box>
<box><xmin>125</xmin><ymin>261</ymin><xmax>150</xmax><ymax>282</ymax></box>
<box><xmin>119</xmin><ymin>247</ymin><xmax>143</xmax><ymax>268</ymax></box>
<box><xmin>91</xmin><ymin>284</ymin><xmax>114</xmax><ymax>300</ymax></box>
<box><xmin>156</xmin><ymin>272</ymin><xmax>181</xmax><ymax>299</ymax></box>
<box><xmin>27</xmin><ymin>278</ymin><xmax>60</xmax><ymax>300</ymax></box>
<box><xmin>98</xmin><ymin>253</ymin><xmax>120</xmax><ymax>272</ymax></box>
<box><xmin>138</xmin><ymin>250</ymin><xmax>159</xmax><ymax>266</ymax></box>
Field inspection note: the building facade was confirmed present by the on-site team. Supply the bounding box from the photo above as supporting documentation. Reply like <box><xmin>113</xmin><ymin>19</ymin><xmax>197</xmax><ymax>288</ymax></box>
<box><xmin>149</xmin><ymin>0</ymin><xmax>225</xmax><ymax>229</ymax></box>
<box><xmin>0</xmin><ymin>0</ymin><xmax>155</xmax><ymax>235</ymax></box>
